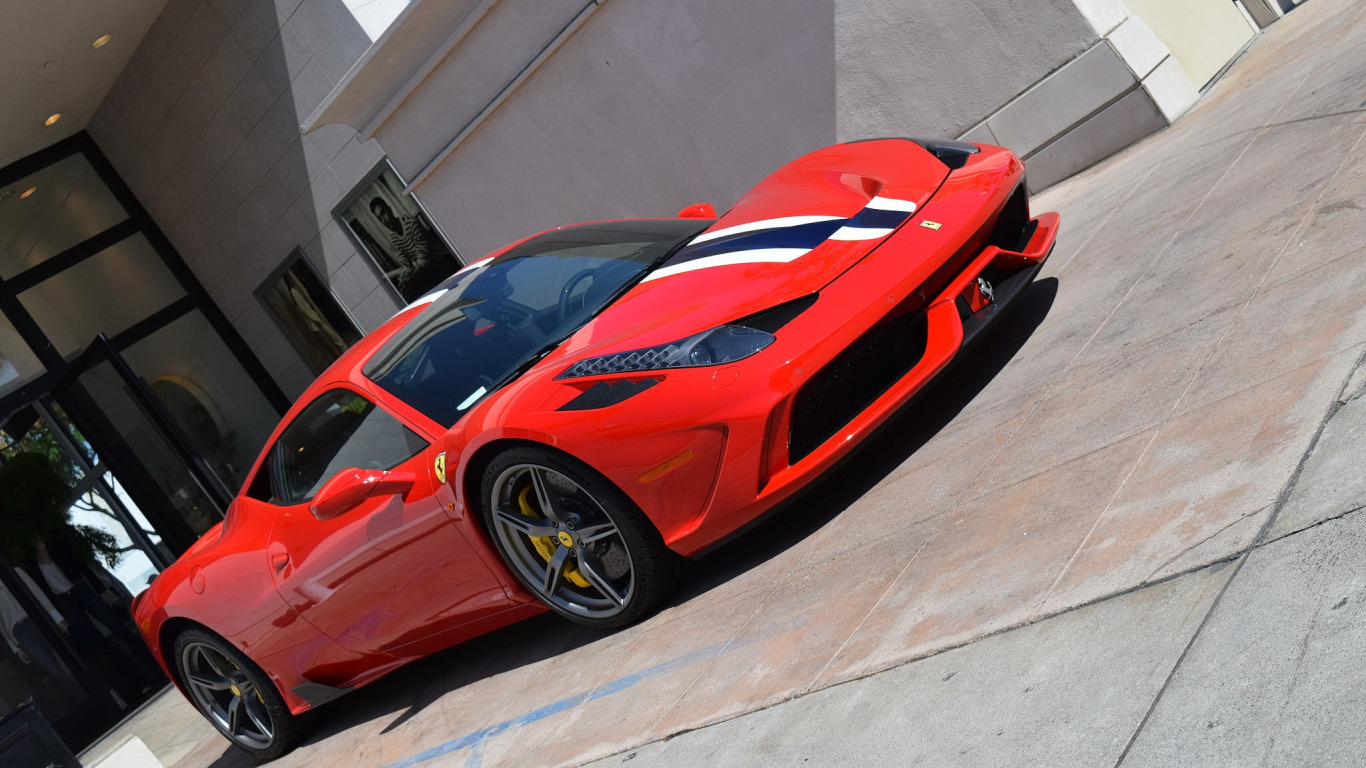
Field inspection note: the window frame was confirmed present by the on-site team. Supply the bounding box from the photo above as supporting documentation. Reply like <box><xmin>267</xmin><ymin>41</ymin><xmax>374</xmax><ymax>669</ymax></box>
<box><xmin>248</xmin><ymin>384</ymin><xmax>430</xmax><ymax>507</ymax></box>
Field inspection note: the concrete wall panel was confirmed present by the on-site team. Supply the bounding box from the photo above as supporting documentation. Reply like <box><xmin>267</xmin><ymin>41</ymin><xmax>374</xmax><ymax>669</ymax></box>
<box><xmin>1107</xmin><ymin>15</ymin><xmax>1168</xmax><ymax>78</ymax></box>
<box><xmin>835</xmin><ymin>0</ymin><xmax>1099</xmax><ymax>142</ymax></box>
<box><xmin>1070</xmin><ymin>0</ymin><xmax>1133</xmax><ymax>35</ymax></box>
<box><xmin>1142</xmin><ymin>54</ymin><xmax>1199</xmax><ymax>123</ymax></box>
<box><xmin>987</xmin><ymin>42</ymin><xmax>1137</xmax><ymax>157</ymax></box>
<box><xmin>1022</xmin><ymin>85</ymin><xmax>1167</xmax><ymax>191</ymax></box>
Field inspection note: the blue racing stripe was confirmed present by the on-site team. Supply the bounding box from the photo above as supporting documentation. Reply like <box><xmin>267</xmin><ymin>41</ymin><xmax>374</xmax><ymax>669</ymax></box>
<box><xmin>675</xmin><ymin>219</ymin><xmax>845</xmax><ymax>260</ymax></box>
<box><xmin>845</xmin><ymin>207</ymin><xmax>912</xmax><ymax>230</ymax></box>
<box><xmin>656</xmin><ymin>200</ymin><xmax>915</xmax><ymax>275</ymax></box>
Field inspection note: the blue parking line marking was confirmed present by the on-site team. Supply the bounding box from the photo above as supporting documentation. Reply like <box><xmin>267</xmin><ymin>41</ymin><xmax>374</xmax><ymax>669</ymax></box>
<box><xmin>379</xmin><ymin>615</ymin><xmax>806</xmax><ymax>768</ymax></box>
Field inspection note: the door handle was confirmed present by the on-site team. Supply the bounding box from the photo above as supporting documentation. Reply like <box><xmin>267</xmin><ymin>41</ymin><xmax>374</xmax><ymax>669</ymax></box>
<box><xmin>268</xmin><ymin>542</ymin><xmax>290</xmax><ymax>572</ymax></box>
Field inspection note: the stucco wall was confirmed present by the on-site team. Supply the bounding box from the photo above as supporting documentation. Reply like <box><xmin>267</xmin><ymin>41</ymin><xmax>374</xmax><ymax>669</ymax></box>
<box><xmin>385</xmin><ymin>0</ymin><xmax>837</xmax><ymax>261</ymax></box>
<box><xmin>1124</xmin><ymin>0</ymin><xmax>1255</xmax><ymax>88</ymax></box>
<box><xmin>835</xmin><ymin>0</ymin><xmax>1101</xmax><ymax>141</ymax></box>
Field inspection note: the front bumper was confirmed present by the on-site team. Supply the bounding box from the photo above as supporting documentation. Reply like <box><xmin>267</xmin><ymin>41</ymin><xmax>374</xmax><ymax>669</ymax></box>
<box><xmin>660</xmin><ymin>152</ymin><xmax>1059</xmax><ymax>555</ymax></box>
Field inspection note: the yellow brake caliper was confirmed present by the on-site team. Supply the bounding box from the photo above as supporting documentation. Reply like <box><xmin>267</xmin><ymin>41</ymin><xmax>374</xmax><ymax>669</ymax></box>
<box><xmin>519</xmin><ymin>486</ymin><xmax>590</xmax><ymax>588</ymax></box>
<box><xmin>227</xmin><ymin>659</ymin><xmax>264</xmax><ymax>704</ymax></box>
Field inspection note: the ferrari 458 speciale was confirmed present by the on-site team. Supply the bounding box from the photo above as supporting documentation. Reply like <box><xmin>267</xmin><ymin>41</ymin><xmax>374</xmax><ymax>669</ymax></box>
<box><xmin>132</xmin><ymin>138</ymin><xmax>1059</xmax><ymax>757</ymax></box>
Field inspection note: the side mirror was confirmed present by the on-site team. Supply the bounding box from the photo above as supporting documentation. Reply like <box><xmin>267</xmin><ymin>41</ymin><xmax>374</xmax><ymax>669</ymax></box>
<box><xmin>310</xmin><ymin>468</ymin><xmax>416</xmax><ymax>521</ymax></box>
<box><xmin>677</xmin><ymin>202</ymin><xmax>717</xmax><ymax>219</ymax></box>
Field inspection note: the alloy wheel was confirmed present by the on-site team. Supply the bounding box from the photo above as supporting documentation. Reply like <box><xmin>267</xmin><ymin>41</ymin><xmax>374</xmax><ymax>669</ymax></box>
<box><xmin>180</xmin><ymin>640</ymin><xmax>275</xmax><ymax>751</ymax></box>
<box><xmin>488</xmin><ymin>462</ymin><xmax>636</xmax><ymax>620</ymax></box>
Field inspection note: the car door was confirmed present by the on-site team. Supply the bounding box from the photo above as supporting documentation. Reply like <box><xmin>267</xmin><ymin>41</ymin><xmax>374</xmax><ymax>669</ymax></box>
<box><xmin>260</xmin><ymin>387</ymin><xmax>511</xmax><ymax>655</ymax></box>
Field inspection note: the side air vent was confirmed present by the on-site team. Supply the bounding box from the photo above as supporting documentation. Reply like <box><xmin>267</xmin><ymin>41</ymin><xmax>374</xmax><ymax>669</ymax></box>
<box><xmin>732</xmin><ymin>294</ymin><xmax>818</xmax><ymax>334</ymax></box>
<box><xmin>559</xmin><ymin>378</ymin><xmax>660</xmax><ymax>411</ymax></box>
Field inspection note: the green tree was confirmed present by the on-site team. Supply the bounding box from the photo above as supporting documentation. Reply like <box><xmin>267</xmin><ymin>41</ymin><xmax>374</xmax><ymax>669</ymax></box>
<box><xmin>0</xmin><ymin>451</ymin><xmax>124</xmax><ymax>568</ymax></box>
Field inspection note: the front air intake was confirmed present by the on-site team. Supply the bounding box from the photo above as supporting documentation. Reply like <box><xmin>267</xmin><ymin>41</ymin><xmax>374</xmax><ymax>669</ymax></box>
<box><xmin>788</xmin><ymin>309</ymin><xmax>929</xmax><ymax>463</ymax></box>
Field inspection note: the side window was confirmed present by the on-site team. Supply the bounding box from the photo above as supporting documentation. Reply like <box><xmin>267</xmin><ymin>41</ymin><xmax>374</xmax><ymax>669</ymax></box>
<box><xmin>250</xmin><ymin>389</ymin><xmax>428</xmax><ymax>505</ymax></box>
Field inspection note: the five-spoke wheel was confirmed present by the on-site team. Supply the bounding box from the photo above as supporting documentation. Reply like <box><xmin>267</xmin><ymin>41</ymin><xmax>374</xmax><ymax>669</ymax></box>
<box><xmin>173</xmin><ymin>629</ymin><xmax>297</xmax><ymax>759</ymax></box>
<box><xmin>482</xmin><ymin>447</ymin><xmax>677</xmax><ymax>628</ymax></box>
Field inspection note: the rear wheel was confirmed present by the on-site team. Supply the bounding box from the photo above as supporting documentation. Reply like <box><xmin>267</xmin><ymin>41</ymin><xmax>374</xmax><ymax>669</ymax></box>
<box><xmin>173</xmin><ymin>628</ymin><xmax>298</xmax><ymax>760</ymax></box>
<box><xmin>481</xmin><ymin>446</ymin><xmax>678</xmax><ymax>629</ymax></box>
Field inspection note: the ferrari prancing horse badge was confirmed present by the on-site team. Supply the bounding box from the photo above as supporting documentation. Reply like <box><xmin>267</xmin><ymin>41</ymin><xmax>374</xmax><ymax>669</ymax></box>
<box><xmin>434</xmin><ymin>452</ymin><xmax>447</xmax><ymax>484</ymax></box>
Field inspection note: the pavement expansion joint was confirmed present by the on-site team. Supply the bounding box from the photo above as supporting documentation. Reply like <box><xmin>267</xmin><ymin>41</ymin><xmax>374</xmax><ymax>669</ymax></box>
<box><xmin>1112</xmin><ymin>338</ymin><xmax>1366</xmax><ymax>765</ymax></box>
<box><xmin>1112</xmin><ymin>550</ymin><xmax>1247</xmax><ymax>767</ymax></box>
<box><xmin>1251</xmin><ymin>343</ymin><xmax>1366</xmax><ymax>552</ymax></box>
<box><xmin>1257</xmin><ymin>503</ymin><xmax>1366</xmax><ymax>551</ymax></box>
<box><xmin>1142</xmin><ymin>505</ymin><xmax>1270</xmax><ymax>583</ymax></box>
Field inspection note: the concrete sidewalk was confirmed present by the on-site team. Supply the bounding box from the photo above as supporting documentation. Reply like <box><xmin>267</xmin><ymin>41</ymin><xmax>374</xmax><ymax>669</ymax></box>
<box><xmin>82</xmin><ymin>0</ymin><xmax>1366</xmax><ymax>765</ymax></box>
<box><xmin>585</xmin><ymin>363</ymin><xmax>1366</xmax><ymax>766</ymax></box>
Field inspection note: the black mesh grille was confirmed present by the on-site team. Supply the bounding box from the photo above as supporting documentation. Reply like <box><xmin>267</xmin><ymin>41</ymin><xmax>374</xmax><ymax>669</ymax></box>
<box><xmin>732</xmin><ymin>294</ymin><xmax>819</xmax><ymax>334</ymax></box>
<box><xmin>788</xmin><ymin>310</ymin><xmax>929</xmax><ymax>463</ymax></box>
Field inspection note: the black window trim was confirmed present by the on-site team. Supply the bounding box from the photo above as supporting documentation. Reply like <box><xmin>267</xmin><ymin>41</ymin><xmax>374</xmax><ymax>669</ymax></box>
<box><xmin>246</xmin><ymin>383</ymin><xmax>433</xmax><ymax>507</ymax></box>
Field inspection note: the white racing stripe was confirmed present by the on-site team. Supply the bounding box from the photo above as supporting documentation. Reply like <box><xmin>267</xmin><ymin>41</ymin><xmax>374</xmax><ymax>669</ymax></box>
<box><xmin>648</xmin><ymin>196</ymin><xmax>918</xmax><ymax>282</ymax></box>
<box><xmin>866</xmin><ymin>196</ymin><xmax>918</xmax><ymax>212</ymax></box>
<box><xmin>829</xmin><ymin>226</ymin><xmax>894</xmax><ymax>240</ymax></box>
<box><xmin>643</xmin><ymin>248</ymin><xmax>812</xmax><ymax>281</ymax></box>
<box><xmin>689</xmin><ymin>215</ymin><xmax>844</xmax><ymax>244</ymax></box>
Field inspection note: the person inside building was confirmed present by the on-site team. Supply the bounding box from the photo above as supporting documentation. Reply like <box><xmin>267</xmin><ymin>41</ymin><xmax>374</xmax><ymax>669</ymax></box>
<box><xmin>24</xmin><ymin>537</ymin><xmax>160</xmax><ymax>700</ymax></box>
<box><xmin>369</xmin><ymin>197</ymin><xmax>444</xmax><ymax>294</ymax></box>
<box><xmin>0</xmin><ymin>568</ymin><xmax>83</xmax><ymax>701</ymax></box>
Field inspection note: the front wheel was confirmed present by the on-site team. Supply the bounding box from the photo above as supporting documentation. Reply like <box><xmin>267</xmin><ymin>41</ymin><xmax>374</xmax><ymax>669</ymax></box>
<box><xmin>481</xmin><ymin>447</ymin><xmax>679</xmax><ymax>629</ymax></box>
<box><xmin>172</xmin><ymin>628</ymin><xmax>299</xmax><ymax>760</ymax></box>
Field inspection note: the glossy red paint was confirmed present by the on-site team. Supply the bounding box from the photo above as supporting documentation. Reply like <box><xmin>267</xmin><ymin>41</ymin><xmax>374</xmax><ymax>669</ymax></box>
<box><xmin>134</xmin><ymin>139</ymin><xmax>1057</xmax><ymax>720</ymax></box>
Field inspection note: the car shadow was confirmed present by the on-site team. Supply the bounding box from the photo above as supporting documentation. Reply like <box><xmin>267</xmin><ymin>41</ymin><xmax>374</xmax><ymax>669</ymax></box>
<box><xmin>204</xmin><ymin>277</ymin><xmax>1057</xmax><ymax>767</ymax></box>
<box><xmin>204</xmin><ymin>612</ymin><xmax>613</xmax><ymax>766</ymax></box>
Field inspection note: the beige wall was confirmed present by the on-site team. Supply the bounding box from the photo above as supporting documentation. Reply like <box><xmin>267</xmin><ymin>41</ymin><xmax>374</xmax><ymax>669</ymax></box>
<box><xmin>1124</xmin><ymin>0</ymin><xmax>1256</xmax><ymax>87</ymax></box>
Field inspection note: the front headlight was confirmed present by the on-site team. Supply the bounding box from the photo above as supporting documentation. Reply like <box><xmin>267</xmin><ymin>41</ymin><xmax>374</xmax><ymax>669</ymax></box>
<box><xmin>559</xmin><ymin>326</ymin><xmax>775</xmax><ymax>379</ymax></box>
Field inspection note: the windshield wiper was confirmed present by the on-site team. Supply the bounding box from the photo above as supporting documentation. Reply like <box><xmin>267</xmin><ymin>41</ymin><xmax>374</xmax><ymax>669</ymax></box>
<box><xmin>461</xmin><ymin>335</ymin><xmax>570</xmax><ymax>413</ymax></box>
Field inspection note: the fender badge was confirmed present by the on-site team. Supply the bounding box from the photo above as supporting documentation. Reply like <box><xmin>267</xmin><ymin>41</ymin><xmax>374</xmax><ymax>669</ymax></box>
<box><xmin>433</xmin><ymin>452</ymin><xmax>447</xmax><ymax>484</ymax></box>
<box><xmin>920</xmin><ymin>220</ymin><xmax>943</xmax><ymax>230</ymax></box>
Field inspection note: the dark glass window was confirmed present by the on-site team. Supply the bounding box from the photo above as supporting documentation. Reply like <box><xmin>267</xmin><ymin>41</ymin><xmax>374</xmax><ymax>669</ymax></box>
<box><xmin>364</xmin><ymin>219</ymin><xmax>707</xmax><ymax>427</ymax></box>
<box><xmin>253</xmin><ymin>389</ymin><xmax>427</xmax><ymax>505</ymax></box>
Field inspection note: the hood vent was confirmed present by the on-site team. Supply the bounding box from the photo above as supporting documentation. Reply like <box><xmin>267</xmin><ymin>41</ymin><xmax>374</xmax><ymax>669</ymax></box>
<box><xmin>731</xmin><ymin>294</ymin><xmax>819</xmax><ymax>334</ymax></box>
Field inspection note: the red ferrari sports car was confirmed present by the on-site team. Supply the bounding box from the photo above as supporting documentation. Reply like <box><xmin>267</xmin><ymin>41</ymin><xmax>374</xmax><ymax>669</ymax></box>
<box><xmin>132</xmin><ymin>138</ymin><xmax>1057</xmax><ymax>757</ymax></box>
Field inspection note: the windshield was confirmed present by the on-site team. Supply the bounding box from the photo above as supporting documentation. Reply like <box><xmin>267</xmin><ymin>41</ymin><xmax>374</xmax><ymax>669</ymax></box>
<box><xmin>363</xmin><ymin>219</ymin><xmax>710</xmax><ymax>427</ymax></box>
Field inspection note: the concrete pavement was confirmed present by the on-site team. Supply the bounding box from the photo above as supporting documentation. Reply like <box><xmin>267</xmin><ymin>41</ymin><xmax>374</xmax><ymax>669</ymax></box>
<box><xmin>585</xmin><ymin>356</ymin><xmax>1366</xmax><ymax>767</ymax></box>
<box><xmin>82</xmin><ymin>0</ymin><xmax>1366</xmax><ymax>765</ymax></box>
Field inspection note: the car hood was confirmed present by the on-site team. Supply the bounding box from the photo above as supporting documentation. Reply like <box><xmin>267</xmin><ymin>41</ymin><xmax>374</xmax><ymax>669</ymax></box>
<box><xmin>556</xmin><ymin>139</ymin><xmax>951</xmax><ymax>361</ymax></box>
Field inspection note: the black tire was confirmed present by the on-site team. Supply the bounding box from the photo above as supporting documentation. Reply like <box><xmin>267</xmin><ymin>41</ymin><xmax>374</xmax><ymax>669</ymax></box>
<box><xmin>480</xmin><ymin>446</ymin><xmax>679</xmax><ymax>629</ymax></box>
<box><xmin>172</xmin><ymin>628</ymin><xmax>299</xmax><ymax>760</ymax></box>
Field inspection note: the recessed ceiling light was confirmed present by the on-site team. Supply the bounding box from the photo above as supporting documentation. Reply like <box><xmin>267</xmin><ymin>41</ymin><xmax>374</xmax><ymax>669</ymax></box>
<box><xmin>92</xmin><ymin>34</ymin><xmax>112</xmax><ymax>49</ymax></box>
<box><xmin>20</xmin><ymin>187</ymin><xmax>37</xmax><ymax>199</ymax></box>
<box><xmin>45</xmin><ymin>113</ymin><xmax>61</xmax><ymax>126</ymax></box>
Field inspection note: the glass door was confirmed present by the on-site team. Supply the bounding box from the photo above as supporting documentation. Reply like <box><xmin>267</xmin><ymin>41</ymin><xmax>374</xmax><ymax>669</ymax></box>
<box><xmin>0</xmin><ymin>403</ymin><xmax>168</xmax><ymax>748</ymax></box>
